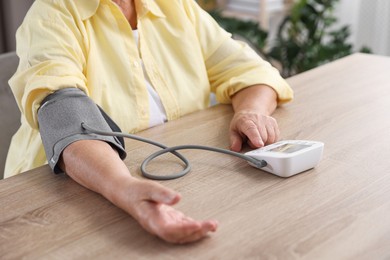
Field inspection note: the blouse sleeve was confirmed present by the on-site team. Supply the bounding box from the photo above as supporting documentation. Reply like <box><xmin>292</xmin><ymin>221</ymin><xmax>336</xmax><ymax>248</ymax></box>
<box><xmin>182</xmin><ymin>0</ymin><xmax>293</xmax><ymax>104</ymax></box>
<box><xmin>9</xmin><ymin>0</ymin><xmax>88</xmax><ymax>129</ymax></box>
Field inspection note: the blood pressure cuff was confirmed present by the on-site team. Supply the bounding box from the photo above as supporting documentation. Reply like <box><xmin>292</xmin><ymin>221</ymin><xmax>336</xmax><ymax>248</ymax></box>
<box><xmin>38</xmin><ymin>88</ymin><xmax>127</xmax><ymax>173</ymax></box>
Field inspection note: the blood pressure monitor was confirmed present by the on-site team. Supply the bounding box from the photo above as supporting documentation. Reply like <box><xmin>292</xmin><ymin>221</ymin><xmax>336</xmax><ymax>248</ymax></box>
<box><xmin>245</xmin><ymin>140</ymin><xmax>324</xmax><ymax>177</ymax></box>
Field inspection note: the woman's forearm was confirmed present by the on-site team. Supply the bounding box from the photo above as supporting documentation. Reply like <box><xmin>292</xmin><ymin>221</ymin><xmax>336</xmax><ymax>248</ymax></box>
<box><xmin>59</xmin><ymin>139</ymin><xmax>135</xmax><ymax>205</ymax></box>
<box><xmin>58</xmin><ymin>139</ymin><xmax>218</xmax><ymax>244</ymax></box>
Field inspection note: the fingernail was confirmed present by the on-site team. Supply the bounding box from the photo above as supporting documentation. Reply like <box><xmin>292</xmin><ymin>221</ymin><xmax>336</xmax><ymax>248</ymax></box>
<box><xmin>164</xmin><ymin>193</ymin><xmax>179</xmax><ymax>204</ymax></box>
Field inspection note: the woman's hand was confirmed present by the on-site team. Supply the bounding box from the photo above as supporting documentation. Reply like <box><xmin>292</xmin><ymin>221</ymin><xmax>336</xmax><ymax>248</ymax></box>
<box><xmin>123</xmin><ymin>180</ymin><xmax>218</xmax><ymax>244</ymax></box>
<box><xmin>230</xmin><ymin>84</ymin><xmax>279</xmax><ymax>152</ymax></box>
<box><xmin>229</xmin><ymin>110</ymin><xmax>279</xmax><ymax>152</ymax></box>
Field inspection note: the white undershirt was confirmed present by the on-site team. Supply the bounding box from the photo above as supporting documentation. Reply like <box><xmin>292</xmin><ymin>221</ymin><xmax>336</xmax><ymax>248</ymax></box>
<box><xmin>132</xmin><ymin>30</ymin><xmax>167</xmax><ymax>127</ymax></box>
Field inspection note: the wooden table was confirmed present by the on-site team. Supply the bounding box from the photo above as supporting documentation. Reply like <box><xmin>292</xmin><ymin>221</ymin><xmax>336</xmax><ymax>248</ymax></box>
<box><xmin>1</xmin><ymin>53</ymin><xmax>390</xmax><ymax>259</ymax></box>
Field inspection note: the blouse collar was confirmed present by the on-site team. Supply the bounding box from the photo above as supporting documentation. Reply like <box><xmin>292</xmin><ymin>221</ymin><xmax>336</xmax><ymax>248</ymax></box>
<box><xmin>74</xmin><ymin>0</ymin><xmax>165</xmax><ymax>20</ymax></box>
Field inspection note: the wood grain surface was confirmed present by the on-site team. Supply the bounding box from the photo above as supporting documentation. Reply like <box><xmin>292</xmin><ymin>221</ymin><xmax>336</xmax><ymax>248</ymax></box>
<box><xmin>1</xmin><ymin>53</ymin><xmax>390</xmax><ymax>259</ymax></box>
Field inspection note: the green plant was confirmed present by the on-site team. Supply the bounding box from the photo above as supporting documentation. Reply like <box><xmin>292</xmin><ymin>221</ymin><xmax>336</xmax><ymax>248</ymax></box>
<box><xmin>268</xmin><ymin>0</ymin><xmax>356</xmax><ymax>77</ymax></box>
<box><xmin>209</xmin><ymin>11</ymin><xmax>268</xmax><ymax>53</ymax></box>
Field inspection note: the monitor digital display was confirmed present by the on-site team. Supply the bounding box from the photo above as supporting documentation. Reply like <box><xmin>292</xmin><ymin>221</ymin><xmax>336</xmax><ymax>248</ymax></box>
<box><xmin>269</xmin><ymin>143</ymin><xmax>311</xmax><ymax>154</ymax></box>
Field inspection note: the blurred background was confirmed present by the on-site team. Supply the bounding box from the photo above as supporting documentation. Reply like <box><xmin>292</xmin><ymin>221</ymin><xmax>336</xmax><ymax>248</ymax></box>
<box><xmin>199</xmin><ymin>0</ymin><xmax>389</xmax><ymax>76</ymax></box>
<box><xmin>0</xmin><ymin>0</ymin><xmax>35</xmax><ymax>53</ymax></box>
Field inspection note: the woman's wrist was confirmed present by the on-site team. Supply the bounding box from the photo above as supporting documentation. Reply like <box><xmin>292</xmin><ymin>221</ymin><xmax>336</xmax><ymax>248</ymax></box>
<box><xmin>232</xmin><ymin>84</ymin><xmax>278</xmax><ymax>116</ymax></box>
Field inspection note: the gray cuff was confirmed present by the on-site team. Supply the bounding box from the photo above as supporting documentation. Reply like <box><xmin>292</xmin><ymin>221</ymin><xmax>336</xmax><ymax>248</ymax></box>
<box><xmin>38</xmin><ymin>88</ymin><xmax>127</xmax><ymax>173</ymax></box>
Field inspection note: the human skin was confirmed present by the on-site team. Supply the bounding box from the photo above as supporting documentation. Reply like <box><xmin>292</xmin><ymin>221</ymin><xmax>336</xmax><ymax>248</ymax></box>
<box><xmin>59</xmin><ymin>0</ymin><xmax>280</xmax><ymax>244</ymax></box>
<box><xmin>230</xmin><ymin>84</ymin><xmax>279</xmax><ymax>152</ymax></box>
<box><xmin>60</xmin><ymin>84</ymin><xmax>278</xmax><ymax>244</ymax></box>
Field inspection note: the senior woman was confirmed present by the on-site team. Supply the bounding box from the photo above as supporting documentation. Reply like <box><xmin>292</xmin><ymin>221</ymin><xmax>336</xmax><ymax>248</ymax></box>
<box><xmin>6</xmin><ymin>0</ymin><xmax>293</xmax><ymax>244</ymax></box>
